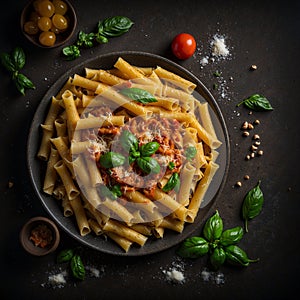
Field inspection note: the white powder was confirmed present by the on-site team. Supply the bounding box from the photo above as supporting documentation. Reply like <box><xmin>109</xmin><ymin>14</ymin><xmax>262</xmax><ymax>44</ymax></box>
<box><xmin>47</xmin><ymin>270</ymin><xmax>67</xmax><ymax>287</ymax></box>
<box><xmin>200</xmin><ymin>56</ymin><xmax>209</xmax><ymax>66</ymax></box>
<box><xmin>200</xmin><ymin>268</ymin><xmax>225</xmax><ymax>285</ymax></box>
<box><xmin>199</xmin><ymin>33</ymin><xmax>231</xmax><ymax>67</ymax></box>
<box><xmin>211</xmin><ymin>35</ymin><xmax>230</xmax><ymax>57</ymax></box>
<box><xmin>86</xmin><ymin>265</ymin><xmax>101</xmax><ymax>278</ymax></box>
<box><xmin>162</xmin><ymin>258</ymin><xmax>186</xmax><ymax>284</ymax></box>
<box><xmin>165</xmin><ymin>269</ymin><xmax>185</xmax><ymax>283</ymax></box>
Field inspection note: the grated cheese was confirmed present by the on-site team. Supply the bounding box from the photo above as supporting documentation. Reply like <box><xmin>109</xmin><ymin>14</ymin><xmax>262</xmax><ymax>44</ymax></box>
<box><xmin>211</xmin><ymin>35</ymin><xmax>230</xmax><ymax>57</ymax></box>
<box><xmin>47</xmin><ymin>271</ymin><xmax>67</xmax><ymax>287</ymax></box>
<box><xmin>163</xmin><ymin>268</ymin><xmax>185</xmax><ymax>283</ymax></box>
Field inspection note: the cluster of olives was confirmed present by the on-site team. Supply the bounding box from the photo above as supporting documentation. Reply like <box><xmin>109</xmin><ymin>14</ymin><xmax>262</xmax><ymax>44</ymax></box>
<box><xmin>23</xmin><ymin>0</ymin><xmax>69</xmax><ymax>47</ymax></box>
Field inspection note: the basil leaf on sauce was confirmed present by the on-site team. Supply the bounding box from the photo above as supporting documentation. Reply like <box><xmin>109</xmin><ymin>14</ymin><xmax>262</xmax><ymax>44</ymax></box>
<box><xmin>120</xmin><ymin>130</ymin><xmax>139</xmax><ymax>152</ymax></box>
<box><xmin>140</xmin><ymin>141</ymin><xmax>160</xmax><ymax>157</ymax></box>
<box><xmin>137</xmin><ymin>156</ymin><xmax>160</xmax><ymax>174</ymax></box>
<box><xmin>99</xmin><ymin>151</ymin><xmax>125</xmax><ymax>168</ymax></box>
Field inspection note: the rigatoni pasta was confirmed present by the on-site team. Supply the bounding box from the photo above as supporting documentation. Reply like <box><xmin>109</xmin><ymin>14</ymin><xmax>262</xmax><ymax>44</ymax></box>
<box><xmin>37</xmin><ymin>57</ymin><xmax>222</xmax><ymax>252</ymax></box>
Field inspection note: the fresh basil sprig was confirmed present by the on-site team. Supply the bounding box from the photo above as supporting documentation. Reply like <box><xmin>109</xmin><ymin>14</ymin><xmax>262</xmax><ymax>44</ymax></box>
<box><xmin>62</xmin><ymin>16</ymin><xmax>134</xmax><ymax>60</ymax></box>
<box><xmin>177</xmin><ymin>210</ymin><xmax>259</xmax><ymax>270</ymax></box>
<box><xmin>0</xmin><ymin>47</ymin><xmax>35</xmax><ymax>95</ymax></box>
<box><xmin>57</xmin><ymin>248</ymin><xmax>86</xmax><ymax>281</ymax></box>
<box><xmin>119</xmin><ymin>87</ymin><xmax>157</xmax><ymax>104</ymax></box>
<box><xmin>237</xmin><ymin>94</ymin><xmax>273</xmax><ymax>111</ymax></box>
<box><xmin>242</xmin><ymin>180</ymin><xmax>264</xmax><ymax>232</ymax></box>
<box><xmin>62</xmin><ymin>45</ymin><xmax>81</xmax><ymax>61</ymax></box>
<box><xmin>77</xmin><ymin>31</ymin><xmax>95</xmax><ymax>48</ymax></box>
<box><xmin>119</xmin><ymin>130</ymin><xmax>161</xmax><ymax>174</ymax></box>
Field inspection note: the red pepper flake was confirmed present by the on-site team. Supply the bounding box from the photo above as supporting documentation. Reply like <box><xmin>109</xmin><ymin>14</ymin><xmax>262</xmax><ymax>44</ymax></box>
<box><xmin>29</xmin><ymin>224</ymin><xmax>53</xmax><ymax>248</ymax></box>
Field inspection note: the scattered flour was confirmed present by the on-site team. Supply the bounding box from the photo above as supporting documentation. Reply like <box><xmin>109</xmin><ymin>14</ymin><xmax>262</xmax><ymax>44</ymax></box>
<box><xmin>211</xmin><ymin>35</ymin><xmax>230</xmax><ymax>57</ymax></box>
<box><xmin>199</xmin><ymin>33</ymin><xmax>231</xmax><ymax>67</ymax></box>
<box><xmin>200</xmin><ymin>268</ymin><xmax>225</xmax><ymax>285</ymax></box>
<box><xmin>85</xmin><ymin>265</ymin><xmax>102</xmax><ymax>278</ymax></box>
<box><xmin>161</xmin><ymin>257</ymin><xmax>186</xmax><ymax>284</ymax></box>
<box><xmin>164</xmin><ymin>268</ymin><xmax>185</xmax><ymax>283</ymax></box>
<box><xmin>40</xmin><ymin>264</ymin><xmax>102</xmax><ymax>289</ymax></box>
<box><xmin>44</xmin><ymin>270</ymin><xmax>68</xmax><ymax>288</ymax></box>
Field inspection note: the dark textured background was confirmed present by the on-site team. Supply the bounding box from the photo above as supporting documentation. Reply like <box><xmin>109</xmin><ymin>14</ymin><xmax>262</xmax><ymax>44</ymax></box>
<box><xmin>0</xmin><ymin>0</ymin><xmax>299</xmax><ymax>299</ymax></box>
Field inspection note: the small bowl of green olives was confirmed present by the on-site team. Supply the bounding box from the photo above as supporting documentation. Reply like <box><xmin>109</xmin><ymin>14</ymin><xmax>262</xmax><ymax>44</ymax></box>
<box><xmin>21</xmin><ymin>0</ymin><xmax>77</xmax><ymax>48</ymax></box>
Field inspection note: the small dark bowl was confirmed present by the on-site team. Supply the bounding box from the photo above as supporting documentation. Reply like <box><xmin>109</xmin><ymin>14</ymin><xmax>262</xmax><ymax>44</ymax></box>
<box><xmin>20</xmin><ymin>0</ymin><xmax>77</xmax><ymax>48</ymax></box>
<box><xmin>20</xmin><ymin>216</ymin><xmax>60</xmax><ymax>256</ymax></box>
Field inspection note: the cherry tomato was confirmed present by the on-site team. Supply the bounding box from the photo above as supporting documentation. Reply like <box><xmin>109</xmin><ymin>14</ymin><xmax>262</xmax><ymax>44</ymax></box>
<box><xmin>171</xmin><ymin>33</ymin><xmax>196</xmax><ymax>60</ymax></box>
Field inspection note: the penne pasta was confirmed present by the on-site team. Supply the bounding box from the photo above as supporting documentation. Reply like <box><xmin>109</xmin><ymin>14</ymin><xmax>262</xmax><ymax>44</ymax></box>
<box><xmin>37</xmin><ymin>56</ymin><xmax>223</xmax><ymax>252</ymax></box>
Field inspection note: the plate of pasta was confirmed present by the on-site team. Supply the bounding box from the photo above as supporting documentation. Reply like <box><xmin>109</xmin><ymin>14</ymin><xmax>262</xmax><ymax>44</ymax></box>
<box><xmin>27</xmin><ymin>51</ymin><xmax>229</xmax><ymax>256</ymax></box>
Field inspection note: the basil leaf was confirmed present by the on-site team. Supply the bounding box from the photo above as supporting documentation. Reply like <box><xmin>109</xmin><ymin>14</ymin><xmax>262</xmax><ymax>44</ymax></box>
<box><xmin>77</xmin><ymin>31</ymin><xmax>95</xmax><ymax>48</ymax></box>
<box><xmin>176</xmin><ymin>237</ymin><xmax>209</xmax><ymax>258</ymax></box>
<box><xmin>128</xmin><ymin>149</ymin><xmax>140</xmax><ymax>164</ymax></box>
<box><xmin>14</xmin><ymin>78</ymin><xmax>25</xmax><ymax>95</ymax></box>
<box><xmin>70</xmin><ymin>254</ymin><xmax>85</xmax><ymax>280</ymax></box>
<box><xmin>237</xmin><ymin>94</ymin><xmax>273</xmax><ymax>111</ymax></box>
<box><xmin>97</xmin><ymin>16</ymin><xmax>134</xmax><ymax>38</ymax></box>
<box><xmin>62</xmin><ymin>45</ymin><xmax>81</xmax><ymax>60</ymax></box>
<box><xmin>162</xmin><ymin>172</ymin><xmax>180</xmax><ymax>192</ymax></box>
<box><xmin>137</xmin><ymin>156</ymin><xmax>160</xmax><ymax>174</ymax></box>
<box><xmin>16</xmin><ymin>73</ymin><xmax>35</xmax><ymax>89</ymax></box>
<box><xmin>120</xmin><ymin>130</ymin><xmax>139</xmax><ymax>152</ymax></box>
<box><xmin>225</xmin><ymin>245</ymin><xmax>259</xmax><ymax>267</ymax></box>
<box><xmin>140</xmin><ymin>141</ymin><xmax>160</xmax><ymax>157</ymax></box>
<box><xmin>99</xmin><ymin>151</ymin><xmax>125</xmax><ymax>168</ymax></box>
<box><xmin>242</xmin><ymin>180</ymin><xmax>264</xmax><ymax>232</ymax></box>
<box><xmin>95</xmin><ymin>35</ymin><xmax>109</xmax><ymax>44</ymax></box>
<box><xmin>57</xmin><ymin>248</ymin><xmax>74</xmax><ymax>263</ymax></box>
<box><xmin>203</xmin><ymin>210</ymin><xmax>223</xmax><ymax>242</ymax></box>
<box><xmin>12</xmin><ymin>47</ymin><xmax>25</xmax><ymax>70</ymax></box>
<box><xmin>119</xmin><ymin>87</ymin><xmax>157</xmax><ymax>104</ymax></box>
<box><xmin>99</xmin><ymin>184</ymin><xmax>122</xmax><ymax>200</ymax></box>
<box><xmin>168</xmin><ymin>161</ymin><xmax>175</xmax><ymax>170</ymax></box>
<box><xmin>219</xmin><ymin>226</ymin><xmax>244</xmax><ymax>247</ymax></box>
<box><xmin>0</xmin><ymin>52</ymin><xmax>16</xmax><ymax>72</ymax></box>
<box><xmin>111</xmin><ymin>184</ymin><xmax>122</xmax><ymax>198</ymax></box>
<box><xmin>185</xmin><ymin>146</ymin><xmax>197</xmax><ymax>161</ymax></box>
<box><xmin>210</xmin><ymin>247</ymin><xmax>226</xmax><ymax>270</ymax></box>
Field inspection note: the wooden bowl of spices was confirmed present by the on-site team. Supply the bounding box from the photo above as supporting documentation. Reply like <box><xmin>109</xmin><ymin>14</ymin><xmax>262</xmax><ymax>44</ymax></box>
<box><xmin>20</xmin><ymin>216</ymin><xmax>60</xmax><ymax>256</ymax></box>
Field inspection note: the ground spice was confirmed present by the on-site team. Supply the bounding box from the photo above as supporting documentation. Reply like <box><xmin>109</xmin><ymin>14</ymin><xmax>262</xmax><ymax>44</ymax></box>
<box><xmin>30</xmin><ymin>224</ymin><xmax>53</xmax><ymax>248</ymax></box>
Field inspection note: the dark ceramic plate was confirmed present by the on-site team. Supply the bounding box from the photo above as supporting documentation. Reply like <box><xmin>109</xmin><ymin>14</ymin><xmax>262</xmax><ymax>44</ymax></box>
<box><xmin>27</xmin><ymin>51</ymin><xmax>230</xmax><ymax>256</ymax></box>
